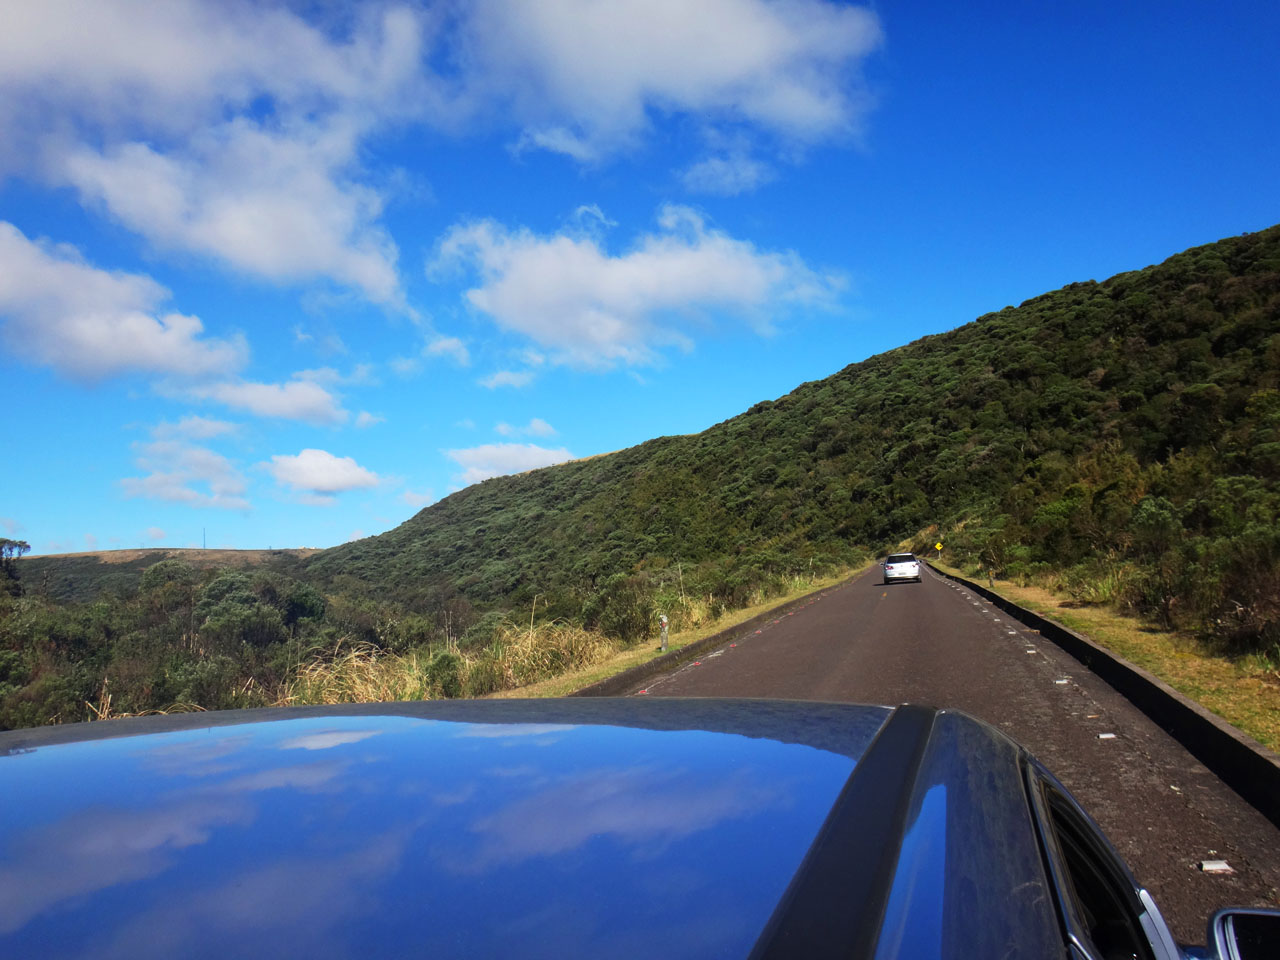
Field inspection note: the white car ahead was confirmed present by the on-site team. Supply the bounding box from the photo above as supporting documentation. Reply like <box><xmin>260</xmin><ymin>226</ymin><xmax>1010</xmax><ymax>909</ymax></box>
<box><xmin>883</xmin><ymin>552</ymin><xmax>921</xmax><ymax>584</ymax></box>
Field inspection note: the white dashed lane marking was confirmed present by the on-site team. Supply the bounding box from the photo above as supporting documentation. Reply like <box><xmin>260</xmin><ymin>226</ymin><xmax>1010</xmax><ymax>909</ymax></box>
<box><xmin>935</xmin><ymin>571</ymin><xmax>1117</xmax><ymax>732</ymax></box>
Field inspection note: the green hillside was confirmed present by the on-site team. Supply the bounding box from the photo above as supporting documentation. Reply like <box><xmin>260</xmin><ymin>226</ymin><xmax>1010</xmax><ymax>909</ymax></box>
<box><xmin>309</xmin><ymin>224</ymin><xmax>1280</xmax><ymax>647</ymax></box>
<box><xmin>5</xmin><ymin>224</ymin><xmax>1278</xmax><ymax>729</ymax></box>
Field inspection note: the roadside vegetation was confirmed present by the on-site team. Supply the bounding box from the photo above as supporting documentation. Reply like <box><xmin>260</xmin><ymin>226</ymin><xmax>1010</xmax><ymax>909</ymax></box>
<box><xmin>4</xmin><ymin>223</ymin><xmax>1278</xmax><ymax>731</ymax></box>
<box><xmin>0</xmin><ymin>553</ymin><xmax>851</xmax><ymax>728</ymax></box>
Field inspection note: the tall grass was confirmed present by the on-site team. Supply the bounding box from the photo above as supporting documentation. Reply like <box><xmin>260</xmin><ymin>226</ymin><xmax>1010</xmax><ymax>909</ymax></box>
<box><xmin>465</xmin><ymin>620</ymin><xmax>617</xmax><ymax>694</ymax></box>
<box><xmin>277</xmin><ymin>641</ymin><xmax>433</xmax><ymax>705</ymax></box>
<box><xmin>277</xmin><ymin>619</ymin><xmax>620</xmax><ymax>706</ymax></box>
<box><xmin>653</xmin><ymin>570</ymin><xmax>819</xmax><ymax>633</ymax></box>
<box><xmin>1058</xmin><ymin>560</ymin><xmax>1132</xmax><ymax>605</ymax></box>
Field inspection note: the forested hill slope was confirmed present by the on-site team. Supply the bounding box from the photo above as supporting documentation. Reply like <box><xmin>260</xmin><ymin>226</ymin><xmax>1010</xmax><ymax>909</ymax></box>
<box><xmin>308</xmin><ymin>225</ymin><xmax>1280</xmax><ymax>646</ymax></box>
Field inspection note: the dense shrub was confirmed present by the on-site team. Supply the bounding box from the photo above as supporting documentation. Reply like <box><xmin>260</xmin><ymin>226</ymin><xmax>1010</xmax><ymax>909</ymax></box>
<box><xmin>427</xmin><ymin>650</ymin><xmax>464</xmax><ymax>698</ymax></box>
<box><xmin>581</xmin><ymin>574</ymin><xmax>655</xmax><ymax>643</ymax></box>
<box><xmin>461</xmin><ymin>611</ymin><xmax>508</xmax><ymax>650</ymax></box>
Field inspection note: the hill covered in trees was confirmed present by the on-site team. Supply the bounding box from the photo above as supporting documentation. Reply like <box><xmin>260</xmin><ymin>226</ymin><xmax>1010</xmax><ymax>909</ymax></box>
<box><xmin>4</xmin><ymin>223</ymin><xmax>1278</xmax><ymax>728</ymax></box>
<box><xmin>309</xmin><ymin>224</ymin><xmax>1280</xmax><ymax>647</ymax></box>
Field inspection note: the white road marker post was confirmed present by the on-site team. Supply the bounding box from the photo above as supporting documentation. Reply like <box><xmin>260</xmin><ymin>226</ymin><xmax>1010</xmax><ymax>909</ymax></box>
<box><xmin>659</xmin><ymin>615</ymin><xmax>669</xmax><ymax>652</ymax></box>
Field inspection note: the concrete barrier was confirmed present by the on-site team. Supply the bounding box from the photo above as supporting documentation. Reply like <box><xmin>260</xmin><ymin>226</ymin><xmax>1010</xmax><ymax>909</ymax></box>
<box><xmin>928</xmin><ymin>564</ymin><xmax>1280</xmax><ymax>831</ymax></box>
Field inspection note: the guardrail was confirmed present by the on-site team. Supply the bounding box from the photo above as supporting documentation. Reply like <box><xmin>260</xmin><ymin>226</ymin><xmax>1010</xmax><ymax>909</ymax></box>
<box><xmin>927</xmin><ymin>563</ymin><xmax>1280</xmax><ymax>831</ymax></box>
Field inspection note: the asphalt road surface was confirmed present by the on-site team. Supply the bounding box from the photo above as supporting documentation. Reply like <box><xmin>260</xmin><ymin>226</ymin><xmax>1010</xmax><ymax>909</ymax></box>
<box><xmin>636</xmin><ymin>565</ymin><xmax>1280</xmax><ymax>943</ymax></box>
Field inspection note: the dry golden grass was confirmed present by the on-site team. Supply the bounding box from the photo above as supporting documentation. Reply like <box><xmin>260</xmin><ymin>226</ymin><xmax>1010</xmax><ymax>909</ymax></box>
<box><xmin>84</xmin><ymin>675</ymin><xmax>209</xmax><ymax>722</ymax></box>
<box><xmin>483</xmin><ymin>620</ymin><xmax>618</xmax><ymax>688</ymax></box>
<box><xmin>278</xmin><ymin>621</ymin><xmax>621</xmax><ymax>706</ymax></box>
<box><xmin>278</xmin><ymin>641</ymin><xmax>433</xmax><ymax>705</ymax></box>
<box><xmin>935</xmin><ymin>563</ymin><xmax>1280</xmax><ymax>751</ymax></box>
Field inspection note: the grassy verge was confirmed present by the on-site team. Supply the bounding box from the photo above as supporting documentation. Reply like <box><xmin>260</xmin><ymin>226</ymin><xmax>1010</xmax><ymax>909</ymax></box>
<box><xmin>488</xmin><ymin>564</ymin><xmax>870</xmax><ymax>699</ymax></box>
<box><xmin>933</xmin><ymin>562</ymin><xmax>1280</xmax><ymax>752</ymax></box>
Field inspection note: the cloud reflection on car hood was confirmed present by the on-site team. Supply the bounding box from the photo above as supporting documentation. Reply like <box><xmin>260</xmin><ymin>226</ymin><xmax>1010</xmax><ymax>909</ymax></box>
<box><xmin>0</xmin><ymin>707</ymin><xmax>877</xmax><ymax>959</ymax></box>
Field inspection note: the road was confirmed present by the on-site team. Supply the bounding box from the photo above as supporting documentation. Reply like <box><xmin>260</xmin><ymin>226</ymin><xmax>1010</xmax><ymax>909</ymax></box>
<box><xmin>636</xmin><ymin>565</ymin><xmax>1280</xmax><ymax>943</ymax></box>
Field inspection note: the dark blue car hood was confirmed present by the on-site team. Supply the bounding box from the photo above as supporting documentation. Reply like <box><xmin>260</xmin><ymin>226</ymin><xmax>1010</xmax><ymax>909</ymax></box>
<box><xmin>0</xmin><ymin>699</ymin><xmax>1064</xmax><ymax>959</ymax></box>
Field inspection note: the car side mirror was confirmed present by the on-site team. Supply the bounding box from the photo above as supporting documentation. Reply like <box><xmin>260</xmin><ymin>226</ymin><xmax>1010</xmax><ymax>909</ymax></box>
<box><xmin>1209</xmin><ymin>908</ymin><xmax>1280</xmax><ymax>960</ymax></box>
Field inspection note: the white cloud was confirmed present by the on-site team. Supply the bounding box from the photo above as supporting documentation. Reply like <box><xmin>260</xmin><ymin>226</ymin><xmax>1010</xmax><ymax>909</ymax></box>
<box><xmin>355</xmin><ymin>411</ymin><xmax>384</xmax><ymax>429</ymax></box>
<box><xmin>0</xmin><ymin>2</ymin><xmax>429</xmax><ymax>135</ymax></box>
<box><xmin>122</xmin><ymin>440</ymin><xmax>250</xmax><ymax>511</ymax></box>
<box><xmin>681</xmin><ymin>152</ymin><xmax>774</xmax><ymax>195</ymax></box>
<box><xmin>0</xmin><ymin>794</ymin><xmax>250</xmax><ymax>936</ymax></box>
<box><xmin>84</xmin><ymin>533</ymin><xmax>98</xmax><ymax>550</ymax></box>
<box><xmin>291</xmin><ymin>366</ymin><xmax>342</xmax><ymax>386</ymax></box>
<box><xmin>479</xmin><ymin>370</ymin><xmax>535</xmax><ymax>389</ymax></box>
<box><xmin>278</xmin><ymin>364</ymin><xmax>371</xmax><ymax>389</ymax></box>
<box><xmin>390</xmin><ymin>356</ymin><xmax>421</xmax><ymax>378</ymax></box>
<box><xmin>445</xmin><ymin>443</ymin><xmax>574</xmax><ymax>486</ymax></box>
<box><xmin>152</xmin><ymin>416</ymin><xmax>237</xmax><ymax>440</ymax></box>
<box><xmin>496</xmin><ymin>418</ymin><xmax>556</xmax><ymax>438</ymax></box>
<box><xmin>458</xmin><ymin>0</ymin><xmax>882</xmax><ymax>160</ymax></box>
<box><xmin>264</xmin><ymin>449</ymin><xmax>380</xmax><ymax>504</ymax></box>
<box><xmin>1</xmin><ymin>2</ymin><xmax>431</xmax><ymax>305</ymax></box>
<box><xmin>63</xmin><ymin>121</ymin><xmax>403</xmax><ymax>304</ymax></box>
<box><xmin>146</xmin><ymin>527</ymin><xmax>166</xmax><ymax>541</ymax></box>
<box><xmin>1</xmin><ymin>518</ymin><xmax>22</xmax><ymax>536</ymax></box>
<box><xmin>0</xmin><ymin>222</ymin><xmax>246</xmax><ymax>381</ymax></box>
<box><xmin>191</xmin><ymin>377</ymin><xmax>347</xmax><ymax>426</ymax></box>
<box><xmin>2</xmin><ymin>0</ymin><xmax>881</xmax><ymax>319</ymax></box>
<box><xmin>451</xmin><ymin>766</ymin><xmax>783</xmax><ymax>875</ymax></box>
<box><xmin>280</xmin><ymin>730</ymin><xmax>380</xmax><ymax>751</ymax></box>
<box><xmin>294</xmin><ymin>324</ymin><xmax>347</xmax><ymax>355</ymax></box>
<box><xmin>425</xmin><ymin>336</ymin><xmax>470</xmax><ymax>366</ymax></box>
<box><xmin>435</xmin><ymin>204</ymin><xmax>843</xmax><ymax>369</ymax></box>
<box><xmin>401</xmin><ymin>489</ymin><xmax>436</xmax><ymax>508</ymax></box>
<box><xmin>572</xmin><ymin>204</ymin><xmax>616</xmax><ymax>232</ymax></box>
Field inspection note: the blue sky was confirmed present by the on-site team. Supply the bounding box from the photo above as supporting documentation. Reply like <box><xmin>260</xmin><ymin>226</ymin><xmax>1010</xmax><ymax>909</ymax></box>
<box><xmin>2</xmin><ymin>1</ymin><xmax>1277</xmax><ymax>555</ymax></box>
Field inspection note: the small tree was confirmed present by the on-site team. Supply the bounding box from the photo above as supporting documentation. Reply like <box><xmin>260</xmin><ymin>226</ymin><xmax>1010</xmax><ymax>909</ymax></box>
<box><xmin>0</xmin><ymin>538</ymin><xmax>30</xmax><ymax>595</ymax></box>
<box><xmin>0</xmin><ymin>538</ymin><xmax>30</xmax><ymax>574</ymax></box>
